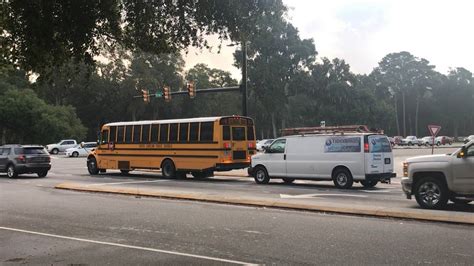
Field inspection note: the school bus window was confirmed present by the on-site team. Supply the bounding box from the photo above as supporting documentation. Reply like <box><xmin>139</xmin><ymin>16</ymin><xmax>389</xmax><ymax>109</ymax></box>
<box><xmin>223</xmin><ymin>126</ymin><xmax>230</xmax><ymax>140</ymax></box>
<box><xmin>200</xmin><ymin>122</ymin><xmax>214</xmax><ymax>142</ymax></box>
<box><xmin>189</xmin><ymin>122</ymin><xmax>199</xmax><ymax>142</ymax></box>
<box><xmin>151</xmin><ymin>124</ymin><xmax>159</xmax><ymax>143</ymax></box>
<box><xmin>232</xmin><ymin>127</ymin><xmax>245</xmax><ymax>141</ymax></box>
<box><xmin>101</xmin><ymin>130</ymin><xmax>109</xmax><ymax>144</ymax></box>
<box><xmin>169</xmin><ymin>123</ymin><xmax>178</xmax><ymax>143</ymax></box>
<box><xmin>117</xmin><ymin>126</ymin><xmax>124</xmax><ymax>143</ymax></box>
<box><xmin>247</xmin><ymin>126</ymin><xmax>255</xmax><ymax>140</ymax></box>
<box><xmin>160</xmin><ymin>124</ymin><xmax>169</xmax><ymax>143</ymax></box>
<box><xmin>109</xmin><ymin>126</ymin><xmax>117</xmax><ymax>143</ymax></box>
<box><xmin>133</xmin><ymin>125</ymin><xmax>141</xmax><ymax>143</ymax></box>
<box><xmin>125</xmin><ymin>125</ymin><xmax>133</xmax><ymax>143</ymax></box>
<box><xmin>179</xmin><ymin>123</ymin><xmax>189</xmax><ymax>143</ymax></box>
<box><xmin>142</xmin><ymin>124</ymin><xmax>150</xmax><ymax>143</ymax></box>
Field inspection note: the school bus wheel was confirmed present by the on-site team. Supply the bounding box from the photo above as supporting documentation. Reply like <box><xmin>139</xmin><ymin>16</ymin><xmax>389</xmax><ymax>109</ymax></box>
<box><xmin>161</xmin><ymin>159</ymin><xmax>176</xmax><ymax>178</ymax></box>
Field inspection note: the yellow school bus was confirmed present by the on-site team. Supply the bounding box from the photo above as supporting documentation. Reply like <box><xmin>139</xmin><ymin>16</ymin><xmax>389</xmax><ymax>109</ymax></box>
<box><xmin>87</xmin><ymin>116</ymin><xmax>256</xmax><ymax>178</ymax></box>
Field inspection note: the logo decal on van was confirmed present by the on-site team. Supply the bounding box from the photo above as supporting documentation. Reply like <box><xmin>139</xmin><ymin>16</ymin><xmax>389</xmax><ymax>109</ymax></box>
<box><xmin>324</xmin><ymin>137</ymin><xmax>361</xmax><ymax>153</ymax></box>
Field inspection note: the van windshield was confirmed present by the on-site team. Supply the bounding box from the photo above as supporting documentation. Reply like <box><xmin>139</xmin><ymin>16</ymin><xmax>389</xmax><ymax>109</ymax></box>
<box><xmin>369</xmin><ymin>136</ymin><xmax>392</xmax><ymax>153</ymax></box>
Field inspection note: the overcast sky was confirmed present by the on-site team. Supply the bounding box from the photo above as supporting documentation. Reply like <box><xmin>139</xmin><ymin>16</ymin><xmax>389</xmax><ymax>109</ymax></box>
<box><xmin>183</xmin><ymin>0</ymin><xmax>474</xmax><ymax>79</ymax></box>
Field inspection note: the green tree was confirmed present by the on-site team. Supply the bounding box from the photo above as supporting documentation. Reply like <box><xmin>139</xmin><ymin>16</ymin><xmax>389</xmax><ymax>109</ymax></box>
<box><xmin>182</xmin><ymin>63</ymin><xmax>239</xmax><ymax>118</ymax></box>
<box><xmin>372</xmin><ymin>52</ymin><xmax>438</xmax><ymax>136</ymax></box>
<box><xmin>2</xmin><ymin>0</ymin><xmax>287</xmax><ymax>75</ymax></box>
<box><xmin>235</xmin><ymin>16</ymin><xmax>316</xmax><ymax>137</ymax></box>
<box><xmin>0</xmin><ymin>89</ymin><xmax>86</xmax><ymax>144</ymax></box>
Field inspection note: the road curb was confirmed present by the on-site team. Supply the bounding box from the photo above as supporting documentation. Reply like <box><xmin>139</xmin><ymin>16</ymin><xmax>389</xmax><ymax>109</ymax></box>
<box><xmin>55</xmin><ymin>182</ymin><xmax>474</xmax><ymax>225</ymax></box>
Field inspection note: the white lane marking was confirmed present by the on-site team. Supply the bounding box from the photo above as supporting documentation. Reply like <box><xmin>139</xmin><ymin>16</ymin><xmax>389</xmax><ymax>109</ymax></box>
<box><xmin>280</xmin><ymin>193</ymin><xmax>367</xmax><ymax>199</ymax></box>
<box><xmin>0</xmin><ymin>226</ymin><xmax>255</xmax><ymax>265</ymax></box>
<box><xmin>360</xmin><ymin>189</ymin><xmax>392</xmax><ymax>193</ymax></box>
<box><xmin>87</xmin><ymin>180</ymin><xmax>168</xmax><ymax>186</ymax></box>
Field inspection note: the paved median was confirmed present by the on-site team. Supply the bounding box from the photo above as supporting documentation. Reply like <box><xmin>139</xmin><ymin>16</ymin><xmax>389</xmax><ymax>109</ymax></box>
<box><xmin>55</xmin><ymin>182</ymin><xmax>474</xmax><ymax>225</ymax></box>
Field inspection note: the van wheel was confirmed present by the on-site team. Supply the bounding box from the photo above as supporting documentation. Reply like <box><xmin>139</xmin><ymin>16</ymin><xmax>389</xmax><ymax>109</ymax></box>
<box><xmin>87</xmin><ymin>157</ymin><xmax>100</xmax><ymax>175</ymax></box>
<box><xmin>361</xmin><ymin>180</ymin><xmax>378</xmax><ymax>188</ymax></box>
<box><xmin>37</xmin><ymin>171</ymin><xmax>48</xmax><ymax>178</ymax></box>
<box><xmin>414</xmin><ymin>177</ymin><xmax>448</xmax><ymax>209</ymax></box>
<box><xmin>332</xmin><ymin>168</ymin><xmax>353</xmax><ymax>189</ymax></box>
<box><xmin>253</xmin><ymin>166</ymin><xmax>270</xmax><ymax>184</ymax></box>
<box><xmin>161</xmin><ymin>159</ymin><xmax>176</xmax><ymax>178</ymax></box>
<box><xmin>282</xmin><ymin>178</ymin><xmax>295</xmax><ymax>184</ymax></box>
<box><xmin>7</xmin><ymin>165</ymin><xmax>18</xmax><ymax>178</ymax></box>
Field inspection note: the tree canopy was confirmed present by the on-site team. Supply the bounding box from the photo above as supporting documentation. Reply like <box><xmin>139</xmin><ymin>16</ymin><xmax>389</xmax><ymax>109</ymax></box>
<box><xmin>2</xmin><ymin>0</ymin><xmax>286</xmax><ymax>75</ymax></box>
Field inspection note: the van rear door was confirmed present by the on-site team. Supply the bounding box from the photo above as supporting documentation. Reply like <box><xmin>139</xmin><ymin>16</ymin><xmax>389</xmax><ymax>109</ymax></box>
<box><xmin>365</xmin><ymin>135</ymin><xmax>393</xmax><ymax>174</ymax></box>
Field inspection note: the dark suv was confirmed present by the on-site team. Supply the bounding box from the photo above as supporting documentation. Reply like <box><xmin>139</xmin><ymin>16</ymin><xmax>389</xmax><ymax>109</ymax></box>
<box><xmin>0</xmin><ymin>145</ymin><xmax>51</xmax><ymax>178</ymax></box>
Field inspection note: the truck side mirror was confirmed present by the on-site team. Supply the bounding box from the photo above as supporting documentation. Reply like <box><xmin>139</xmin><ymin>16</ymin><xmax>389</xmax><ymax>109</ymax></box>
<box><xmin>457</xmin><ymin>146</ymin><xmax>467</xmax><ymax>158</ymax></box>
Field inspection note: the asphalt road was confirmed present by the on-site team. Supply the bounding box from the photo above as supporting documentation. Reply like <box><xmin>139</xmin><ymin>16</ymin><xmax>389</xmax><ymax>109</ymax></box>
<box><xmin>1</xmin><ymin>147</ymin><xmax>473</xmax><ymax>264</ymax></box>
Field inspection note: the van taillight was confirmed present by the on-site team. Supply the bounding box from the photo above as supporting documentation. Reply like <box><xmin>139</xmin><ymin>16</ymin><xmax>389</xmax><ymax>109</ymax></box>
<box><xmin>364</xmin><ymin>143</ymin><xmax>369</xmax><ymax>153</ymax></box>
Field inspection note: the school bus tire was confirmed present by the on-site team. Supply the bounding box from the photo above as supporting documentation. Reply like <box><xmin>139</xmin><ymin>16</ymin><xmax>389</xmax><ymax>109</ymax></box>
<box><xmin>161</xmin><ymin>159</ymin><xmax>176</xmax><ymax>178</ymax></box>
<box><xmin>87</xmin><ymin>156</ymin><xmax>100</xmax><ymax>175</ymax></box>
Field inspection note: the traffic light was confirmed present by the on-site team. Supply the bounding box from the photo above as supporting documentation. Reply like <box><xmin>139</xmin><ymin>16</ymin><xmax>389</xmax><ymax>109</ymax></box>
<box><xmin>141</xmin><ymin>89</ymin><xmax>150</xmax><ymax>103</ymax></box>
<box><xmin>187</xmin><ymin>81</ymin><xmax>195</xmax><ymax>99</ymax></box>
<box><xmin>155</xmin><ymin>90</ymin><xmax>163</xmax><ymax>98</ymax></box>
<box><xmin>163</xmin><ymin>86</ymin><xmax>171</xmax><ymax>102</ymax></box>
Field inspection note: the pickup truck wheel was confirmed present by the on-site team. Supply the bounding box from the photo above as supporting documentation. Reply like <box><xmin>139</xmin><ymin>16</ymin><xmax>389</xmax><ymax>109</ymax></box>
<box><xmin>72</xmin><ymin>151</ymin><xmax>79</xmax><ymax>157</ymax></box>
<box><xmin>333</xmin><ymin>168</ymin><xmax>353</xmax><ymax>189</ymax></box>
<box><xmin>282</xmin><ymin>177</ymin><xmax>295</xmax><ymax>184</ymax></box>
<box><xmin>450</xmin><ymin>198</ymin><xmax>472</xmax><ymax>205</ymax></box>
<box><xmin>253</xmin><ymin>166</ymin><xmax>270</xmax><ymax>184</ymax></box>
<box><xmin>360</xmin><ymin>180</ymin><xmax>378</xmax><ymax>188</ymax></box>
<box><xmin>51</xmin><ymin>148</ymin><xmax>59</xmax><ymax>155</ymax></box>
<box><xmin>414</xmin><ymin>177</ymin><xmax>448</xmax><ymax>209</ymax></box>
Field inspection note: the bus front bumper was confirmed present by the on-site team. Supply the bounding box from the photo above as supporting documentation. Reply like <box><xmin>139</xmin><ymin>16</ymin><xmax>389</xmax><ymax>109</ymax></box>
<box><xmin>215</xmin><ymin>162</ymin><xmax>250</xmax><ymax>171</ymax></box>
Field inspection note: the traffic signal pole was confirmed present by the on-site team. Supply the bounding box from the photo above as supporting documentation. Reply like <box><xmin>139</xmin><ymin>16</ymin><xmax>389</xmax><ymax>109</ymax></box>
<box><xmin>241</xmin><ymin>40</ymin><xmax>248</xmax><ymax>117</ymax></box>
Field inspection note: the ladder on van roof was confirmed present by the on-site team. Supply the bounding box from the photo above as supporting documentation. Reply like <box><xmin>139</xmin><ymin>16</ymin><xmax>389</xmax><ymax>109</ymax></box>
<box><xmin>281</xmin><ymin>125</ymin><xmax>384</xmax><ymax>136</ymax></box>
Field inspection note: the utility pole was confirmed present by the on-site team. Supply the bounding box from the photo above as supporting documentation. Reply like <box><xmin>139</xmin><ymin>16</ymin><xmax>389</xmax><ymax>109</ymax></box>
<box><xmin>241</xmin><ymin>40</ymin><xmax>248</xmax><ymax>117</ymax></box>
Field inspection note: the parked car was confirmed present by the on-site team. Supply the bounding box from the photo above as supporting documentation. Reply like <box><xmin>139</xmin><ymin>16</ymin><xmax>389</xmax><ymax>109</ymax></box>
<box><xmin>46</xmin><ymin>139</ymin><xmax>77</xmax><ymax>154</ymax></box>
<box><xmin>420</xmin><ymin>136</ymin><xmax>435</xmax><ymax>146</ymax></box>
<box><xmin>0</xmin><ymin>145</ymin><xmax>51</xmax><ymax>178</ymax></box>
<box><xmin>401</xmin><ymin>136</ymin><xmax>420</xmax><ymax>146</ymax></box>
<box><xmin>392</xmin><ymin>136</ymin><xmax>403</xmax><ymax>146</ymax></box>
<box><xmin>464</xmin><ymin>135</ymin><xmax>474</xmax><ymax>144</ymax></box>
<box><xmin>401</xmin><ymin>140</ymin><xmax>474</xmax><ymax>209</ymax></box>
<box><xmin>250</xmin><ymin>133</ymin><xmax>395</xmax><ymax>189</ymax></box>
<box><xmin>435</xmin><ymin>136</ymin><xmax>453</xmax><ymax>145</ymax></box>
<box><xmin>256</xmin><ymin>139</ymin><xmax>274</xmax><ymax>151</ymax></box>
<box><xmin>66</xmin><ymin>142</ymin><xmax>97</xmax><ymax>157</ymax></box>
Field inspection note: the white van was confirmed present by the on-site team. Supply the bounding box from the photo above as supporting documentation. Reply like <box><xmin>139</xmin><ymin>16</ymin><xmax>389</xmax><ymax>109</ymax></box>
<box><xmin>250</xmin><ymin>133</ymin><xmax>395</xmax><ymax>188</ymax></box>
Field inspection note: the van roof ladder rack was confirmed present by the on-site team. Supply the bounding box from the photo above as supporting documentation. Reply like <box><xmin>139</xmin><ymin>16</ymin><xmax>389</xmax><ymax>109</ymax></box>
<box><xmin>281</xmin><ymin>125</ymin><xmax>384</xmax><ymax>136</ymax></box>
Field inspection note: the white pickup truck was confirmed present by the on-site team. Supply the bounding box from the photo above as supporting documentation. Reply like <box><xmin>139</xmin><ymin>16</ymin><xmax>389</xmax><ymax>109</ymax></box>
<box><xmin>401</xmin><ymin>141</ymin><xmax>474</xmax><ymax>209</ymax></box>
<box><xmin>46</xmin><ymin>139</ymin><xmax>77</xmax><ymax>154</ymax></box>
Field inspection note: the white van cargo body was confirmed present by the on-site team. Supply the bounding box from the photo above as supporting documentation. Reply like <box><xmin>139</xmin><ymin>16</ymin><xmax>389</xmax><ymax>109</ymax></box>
<box><xmin>250</xmin><ymin>133</ymin><xmax>395</xmax><ymax>189</ymax></box>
